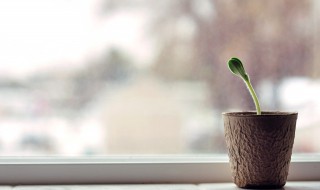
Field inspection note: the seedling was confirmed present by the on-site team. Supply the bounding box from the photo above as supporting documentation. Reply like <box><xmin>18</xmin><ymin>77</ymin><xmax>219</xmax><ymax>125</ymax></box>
<box><xmin>227</xmin><ymin>57</ymin><xmax>261</xmax><ymax>115</ymax></box>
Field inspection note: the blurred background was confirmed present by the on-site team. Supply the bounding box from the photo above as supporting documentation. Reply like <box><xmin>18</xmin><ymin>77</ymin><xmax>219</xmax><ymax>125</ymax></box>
<box><xmin>0</xmin><ymin>0</ymin><xmax>319</xmax><ymax>156</ymax></box>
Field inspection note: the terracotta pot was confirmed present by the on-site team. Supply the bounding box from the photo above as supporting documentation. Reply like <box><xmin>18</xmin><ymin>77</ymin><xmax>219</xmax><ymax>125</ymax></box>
<box><xmin>223</xmin><ymin>111</ymin><xmax>298</xmax><ymax>189</ymax></box>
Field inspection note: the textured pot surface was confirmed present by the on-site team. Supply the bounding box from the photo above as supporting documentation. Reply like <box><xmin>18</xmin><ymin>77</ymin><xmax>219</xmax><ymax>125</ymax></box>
<box><xmin>223</xmin><ymin>111</ymin><xmax>298</xmax><ymax>189</ymax></box>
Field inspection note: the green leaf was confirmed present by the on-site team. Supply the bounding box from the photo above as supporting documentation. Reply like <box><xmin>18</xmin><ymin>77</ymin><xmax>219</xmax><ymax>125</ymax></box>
<box><xmin>227</xmin><ymin>57</ymin><xmax>249</xmax><ymax>82</ymax></box>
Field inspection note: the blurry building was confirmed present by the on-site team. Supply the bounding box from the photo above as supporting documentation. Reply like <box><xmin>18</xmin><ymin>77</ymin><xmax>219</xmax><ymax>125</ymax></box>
<box><xmin>103</xmin><ymin>75</ymin><xmax>184</xmax><ymax>154</ymax></box>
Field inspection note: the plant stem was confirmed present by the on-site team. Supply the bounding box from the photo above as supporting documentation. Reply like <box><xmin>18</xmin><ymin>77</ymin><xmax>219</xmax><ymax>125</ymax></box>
<box><xmin>245</xmin><ymin>80</ymin><xmax>261</xmax><ymax>115</ymax></box>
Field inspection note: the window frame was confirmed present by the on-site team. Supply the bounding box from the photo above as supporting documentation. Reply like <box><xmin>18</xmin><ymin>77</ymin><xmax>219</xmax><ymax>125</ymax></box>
<box><xmin>0</xmin><ymin>154</ymin><xmax>319</xmax><ymax>185</ymax></box>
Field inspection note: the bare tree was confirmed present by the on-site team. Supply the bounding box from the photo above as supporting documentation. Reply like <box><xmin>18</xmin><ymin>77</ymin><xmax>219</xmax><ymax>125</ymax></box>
<box><xmin>151</xmin><ymin>0</ymin><xmax>313</xmax><ymax>110</ymax></box>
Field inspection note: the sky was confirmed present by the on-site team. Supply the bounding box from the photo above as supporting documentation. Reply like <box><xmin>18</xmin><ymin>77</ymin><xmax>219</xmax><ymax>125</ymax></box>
<box><xmin>0</xmin><ymin>0</ymin><xmax>153</xmax><ymax>79</ymax></box>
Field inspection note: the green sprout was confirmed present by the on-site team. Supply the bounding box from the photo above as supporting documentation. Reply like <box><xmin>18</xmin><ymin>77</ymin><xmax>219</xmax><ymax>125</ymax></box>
<box><xmin>227</xmin><ymin>57</ymin><xmax>261</xmax><ymax>115</ymax></box>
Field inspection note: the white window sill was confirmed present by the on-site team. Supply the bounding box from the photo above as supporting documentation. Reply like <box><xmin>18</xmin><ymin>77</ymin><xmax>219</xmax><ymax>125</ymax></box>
<box><xmin>0</xmin><ymin>154</ymin><xmax>319</xmax><ymax>185</ymax></box>
<box><xmin>0</xmin><ymin>182</ymin><xmax>319</xmax><ymax>190</ymax></box>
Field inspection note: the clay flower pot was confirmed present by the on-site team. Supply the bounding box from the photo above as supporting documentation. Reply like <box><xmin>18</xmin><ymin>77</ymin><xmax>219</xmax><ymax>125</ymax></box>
<box><xmin>223</xmin><ymin>111</ymin><xmax>298</xmax><ymax>189</ymax></box>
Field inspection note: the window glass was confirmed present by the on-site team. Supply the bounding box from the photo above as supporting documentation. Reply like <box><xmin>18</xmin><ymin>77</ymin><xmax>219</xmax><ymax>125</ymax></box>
<box><xmin>0</xmin><ymin>0</ymin><xmax>319</xmax><ymax>155</ymax></box>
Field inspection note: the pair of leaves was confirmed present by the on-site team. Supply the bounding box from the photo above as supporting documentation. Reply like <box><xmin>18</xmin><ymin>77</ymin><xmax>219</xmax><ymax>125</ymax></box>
<box><xmin>228</xmin><ymin>57</ymin><xmax>249</xmax><ymax>82</ymax></box>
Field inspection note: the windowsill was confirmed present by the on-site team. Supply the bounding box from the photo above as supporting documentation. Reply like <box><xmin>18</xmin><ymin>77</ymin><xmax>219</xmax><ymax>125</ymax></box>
<box><xmin>0</xmin><ymin>154</ymin><xmax>319</xmax><ymax>185</ymax></box>
<box><xmin>2</xmin><ymin>182</ymin><xmax>320</xmax><ymax>190</ymax></box>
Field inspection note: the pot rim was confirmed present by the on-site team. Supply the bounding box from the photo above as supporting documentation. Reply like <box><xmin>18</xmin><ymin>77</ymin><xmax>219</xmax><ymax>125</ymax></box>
<box><xmin>222</xmin><ymin>111</ymin><xmax>298</xmax><ymax>117</ymax></box>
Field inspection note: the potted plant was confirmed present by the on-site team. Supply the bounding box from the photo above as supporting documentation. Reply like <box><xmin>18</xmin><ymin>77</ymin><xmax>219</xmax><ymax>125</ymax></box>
<box><xmin>223</xmin><ymin>57</ymin><xmax>298</xmax><ymax>189</ymax></box>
